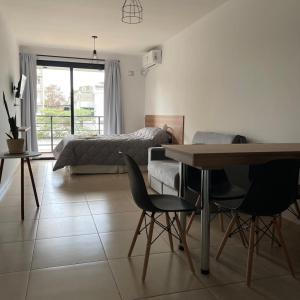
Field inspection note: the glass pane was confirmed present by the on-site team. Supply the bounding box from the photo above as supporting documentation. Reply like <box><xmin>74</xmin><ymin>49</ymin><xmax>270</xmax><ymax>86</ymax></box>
<box><xmin>36</xmin><ymin>66</ymin><xmax>71</xmax><ymax>152</ymax></box>
<box><xmin>73</xmin><ymin>68</ymin><xmax>104</xmax><ymax>136</ymax></box>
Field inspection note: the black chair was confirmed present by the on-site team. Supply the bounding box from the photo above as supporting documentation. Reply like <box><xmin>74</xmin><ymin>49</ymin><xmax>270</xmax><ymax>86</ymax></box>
<box><xmin>185</xmin><ymin>167</ymin><xmax>246</xmax><ymax>233</ymax></box>
<box><xmin>123</xmin><ymin>153</ymin><xmax>196</xmax><ymax>281</ymax></box>
<box><xmin>215</xmin><ymin>160</ymin><xmax>299</xmax><ymax>287</ymax></box>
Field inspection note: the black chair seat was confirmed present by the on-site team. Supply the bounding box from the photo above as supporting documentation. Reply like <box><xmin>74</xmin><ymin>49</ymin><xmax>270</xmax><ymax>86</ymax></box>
<box><xmin>150</xmin><ymin>194</ymin><xmax>195</xmax><ymax>212</ymax></box>
<box><xmin>211</xmin><ymin>184</ymin><xmax>246</xmax><ymax>200</ymax></box>
<box><xmin>215</xmin><ymin>198</ymin><xmax>244</xmax><ymax>210</ymax></box>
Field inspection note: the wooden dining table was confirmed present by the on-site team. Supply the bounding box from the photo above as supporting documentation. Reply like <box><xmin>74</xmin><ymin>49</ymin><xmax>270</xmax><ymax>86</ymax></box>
<box><xmin>164</xmin><ymin>143</ymin><xmax>300</xmax><ymax>274</ymax></box>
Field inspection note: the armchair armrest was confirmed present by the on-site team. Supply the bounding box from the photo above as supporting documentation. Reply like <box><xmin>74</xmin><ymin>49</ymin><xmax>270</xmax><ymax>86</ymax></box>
<box><xmin>148</xmin><ymin>147</ymin><xmax>168</xmax><ymax>162</ymax></box>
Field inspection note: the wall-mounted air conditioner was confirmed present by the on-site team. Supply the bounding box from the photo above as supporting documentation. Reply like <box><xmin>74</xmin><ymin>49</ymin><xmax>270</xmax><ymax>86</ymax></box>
<box><xmin>142</xmin><ymin>50</ymin><xmax>162</xmax><ymax>71</ymax></box>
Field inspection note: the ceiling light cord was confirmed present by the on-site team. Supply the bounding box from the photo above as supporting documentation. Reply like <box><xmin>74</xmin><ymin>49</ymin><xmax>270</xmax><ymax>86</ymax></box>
<box><xmin>91</xmin><ymin>35</ymin><xmax>98</xmax><ymax>60</ymax></box>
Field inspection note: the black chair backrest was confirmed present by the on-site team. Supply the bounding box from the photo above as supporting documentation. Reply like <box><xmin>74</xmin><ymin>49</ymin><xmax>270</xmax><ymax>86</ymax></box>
<box><xmin>240</xmin><ymin>160</ymin><xmax>299</xmax><ymax>216</ymax></box>
<box><xmin>186</xmin><ymin>167</ymin><xmax>231</xmax><ymax>193</ymax></box>
<box><xmin>122</xmin><ymin>153</ymin><xmax>156</xmax><ymax>211</ymax></box>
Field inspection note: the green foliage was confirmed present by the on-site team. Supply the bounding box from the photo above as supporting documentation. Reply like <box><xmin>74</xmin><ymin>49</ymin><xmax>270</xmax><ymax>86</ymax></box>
<box><xmin>36</xmin><ymin>107</ymin><xmax>103</xmax><ymax>140</ymax></box>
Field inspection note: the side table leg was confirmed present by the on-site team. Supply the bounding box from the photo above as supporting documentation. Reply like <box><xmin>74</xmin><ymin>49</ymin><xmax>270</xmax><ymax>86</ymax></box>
<box><xmin>0</xmin><ymin>159</ymin><xmax>4</xmax><ymax>183</ymax></box>
<box><xmin>26</xmin><ymin>158</ymin><xmax>40</xmax><ymax>207</ymax></box>
<box><xmin>200</xmin><ymin>169</ymin><xmax>210</xmax><ymax>274</ymax></box>
<box><xmin>21</xmin><ymin>158</ymin><xmax>24</xmax><ymax>220</ymax></box>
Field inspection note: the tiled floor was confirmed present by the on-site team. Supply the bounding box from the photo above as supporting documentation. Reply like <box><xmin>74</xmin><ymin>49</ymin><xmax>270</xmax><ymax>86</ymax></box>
<box><xmin>0</xmin><ymin>160</ymin><xmax>300</xmax><ymax>300</ymax></box>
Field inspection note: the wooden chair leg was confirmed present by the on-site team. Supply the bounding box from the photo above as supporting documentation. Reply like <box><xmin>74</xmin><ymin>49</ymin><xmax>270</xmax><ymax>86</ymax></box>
<box><xmin>174</xmin><ymin>213</ymin><xmax>195</xmax><ymax>273</ymax></box>
<box><xmin>273</xmin><ymin>217</ymin><xmax>295</xmax><ymax>277</ymax></box>
<box><xmin>128</xmin><ymin>211</ymin><xmax>146</xmax><ymax>257</ymax></box>
<box><xmin>142</xmin><ymin>213</ymin><xmax>155</xmax><ymax>281</ymax></box>
<box><xmin>255</xmin><ymin>218</ymin><xmax>260</xmax><ymax>255</ymax></box>
<box><xmin>186</xmin><ymin>195</ymin><xmax>201</xmax><ymax>234</ymax></box>
<box><xmin>216</xmin><ymin>214</ymin><xmax>237</xmax><ymax>260</ymax></box>
<box><xmin>246</xmin><ymin>217</ymin><xmax>256</xmax><ymax>287</ymax></box>
<box><xmin>236</xmin><ymin>215</ymin><xmax>248</xmax><ymax>248</ymax></box>
<box><xmin>186</xmin><ymin>212</ymin><xmax>196</xmax><ymax>234</ymax></box>
<box><xmin>165</xmin><ymin>212</ymin><xmax>174</xmax><ymax>252</ymax></box>
<box><xmin>219</xmin><ymin>213</ymin><xmax>225</xmax><ymax>232</ymax></box>
<box><xmin>294</xmin><ymin>200</ymin><xmax>300</xmax><ymax>219</ymax></box>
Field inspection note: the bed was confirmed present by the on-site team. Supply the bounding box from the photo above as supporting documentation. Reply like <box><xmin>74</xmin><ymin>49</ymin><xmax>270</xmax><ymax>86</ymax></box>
<box><xmin>53</xmin><ymin>115</ymin><xmax>184</xmax><ymax>174</ymax></box>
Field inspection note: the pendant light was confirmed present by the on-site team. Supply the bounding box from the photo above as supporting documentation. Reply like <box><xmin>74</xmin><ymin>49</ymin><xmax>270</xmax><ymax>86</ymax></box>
<box><xmin>91</xmin><ymin>35</ymin><xmax>98</xmax><ymax>60</ymax></box>
<box><xmin>122</xmin><ymin>0</ymin><xmax>143</xmax><ymax>24</ymax></box>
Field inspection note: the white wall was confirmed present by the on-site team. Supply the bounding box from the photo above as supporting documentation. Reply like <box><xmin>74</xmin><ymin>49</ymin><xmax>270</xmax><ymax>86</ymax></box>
<box><xmin>0</xmin><ymin>14</ymin><xmax>20</xmax><ymax>196</ymax></box>
<box><xmin>21</xmin><ymin>46</ymin><xmax>145</xmax><ymax>134</ymax></box>
<box><xmin>145</xmin><ymin>0</ymin><xmax>300</xmax><ymax>143</ymax></box>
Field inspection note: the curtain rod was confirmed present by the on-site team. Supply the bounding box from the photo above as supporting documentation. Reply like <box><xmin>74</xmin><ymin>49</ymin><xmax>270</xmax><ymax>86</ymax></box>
<box><xmin>37</xmin><ymin>54</ymin><xmax>119</xmax><ymax>62</ymax></box>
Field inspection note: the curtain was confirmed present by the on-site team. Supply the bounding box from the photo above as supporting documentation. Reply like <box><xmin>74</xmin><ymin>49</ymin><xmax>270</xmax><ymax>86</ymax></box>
<box><xmin>20</xmin><ymin>53</ymin><xmax>38</xmax><ymax>152</ymax></box>
<box><xmin>104</xmin><ymin>60</ymin><xmax>122</xmax><ymax>135</ymax></box>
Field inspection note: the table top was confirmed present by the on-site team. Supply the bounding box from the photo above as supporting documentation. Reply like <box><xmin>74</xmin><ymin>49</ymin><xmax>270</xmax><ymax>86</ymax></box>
<box><xmin>18</xmin><ymin>127</ymin><xmax>31</xmax><ymax>132</ymax></box>
<box><xmin>0</xmin><ymin>151</ymin><xmax>41</xmax><ymax>159</ymax></box>
<box><xmin>164</xmin><ymin>143</ymin><xmax>300</xmax><ymax>169</ymax></box>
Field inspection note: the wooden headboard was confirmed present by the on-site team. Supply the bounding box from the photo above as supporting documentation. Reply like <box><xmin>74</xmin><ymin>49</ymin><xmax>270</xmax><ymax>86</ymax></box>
<box><xmin>145</xmin><ymin>115</ymin><xmax>184</xmax><ymax>144</ymax></box>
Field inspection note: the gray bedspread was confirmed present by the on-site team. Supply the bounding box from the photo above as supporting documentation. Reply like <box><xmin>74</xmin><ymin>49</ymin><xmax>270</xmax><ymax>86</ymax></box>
<box><xmin>53</xmin><ymin>127</ymin><xmax>170</xmax><ymax>171</ymax></box>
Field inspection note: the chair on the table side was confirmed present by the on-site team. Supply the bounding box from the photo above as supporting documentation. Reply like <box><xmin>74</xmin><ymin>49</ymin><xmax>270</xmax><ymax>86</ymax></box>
<box><xmin>185</xmin><ymin>167</ymin><xmax>246</xmax><ymax>234</ymax></box>
<box><xmin>288</xmin><ymin>186</ymin><xmax>300</xmax><ymax>219</ymax></box>
<box><xmin>123</xmin><ymin>153</ymin><xmax>196</xmax><ymax>281</ymax></box>
<box><xmin>215</xmin><ymin>160</ymin><xmax>299</xmax><ymax>287</ymax></box>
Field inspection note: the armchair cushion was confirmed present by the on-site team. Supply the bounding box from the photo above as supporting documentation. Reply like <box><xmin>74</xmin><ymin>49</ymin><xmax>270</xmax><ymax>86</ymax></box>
<box><xmin>148</xmin><ymin>160</ymin><xmax>180</xmax><ymax>190</ymax></box>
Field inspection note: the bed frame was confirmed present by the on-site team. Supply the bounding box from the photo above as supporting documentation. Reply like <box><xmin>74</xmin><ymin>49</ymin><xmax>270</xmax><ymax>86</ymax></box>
<box><xmin>145</xmin><ymin>115</ymin><xmax>184</xmax><ymax>144</ymax></box>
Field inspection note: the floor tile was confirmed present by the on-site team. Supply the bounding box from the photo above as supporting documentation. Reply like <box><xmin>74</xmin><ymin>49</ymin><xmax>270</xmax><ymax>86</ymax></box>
<box><xmin>209</xmin><ymin>275</ymin><xmax>300</xmax><ymax>300</ymax></box>
<box><xmin>26</xmin><ymin>262</ymin><xmax>121</xmax><ymax>300</ymax></box>
<box><xmin>39</xmin><ymin>202</ymin><xmax>90</xmax><ymax>219</ymax></box>
<box><xmin>100</xmin><ymin>229</ymin><xmax>171</xmax><ymax>259</ymax></box>
<box><xmin>42</xmin><ymin>191</ymin><xmax>86</xmax><ymax>203</ymax></box>
<box><xmin>0</xmin><ymin>205</ymin><xmax>40</xmax><ymax>222</ymax></box>
<box><xmin>88</xmin><ymin>199</ymin><xmax>138</xmax><ymax>214</ymax></box>
<box><xmin>0</xmin><ymin>271</ymin><xmax>29</xmax><ymax>300</ymax></box>
<box><xmin>209</xmin><ymin>282</ymin><xmax>270</xmax><ymax>300</ymax></box>
<box><xmin>250</xmin><ymin>275</ymin><xmax>300</xmax><ymax>299</ymax></box>
<box><xmin>177</xmin><ymin>245</ymin><xmax>289</xmax><ymax>287</ymax></box>
<box><xmin>142</xmin><ymin>288</ymin><xmax>217</xmax><ymax>300</ymax></box>
<box><xmin>32</xmin><ymin>234</ymin><xmax>106</xmax><ymax>269</ymax></box>
<box><xmin>0</xmin><ymin>195</ymin><xmax>41</xmax><ymax>207</ymax></box>
<box><xmin>109</xmin><ymin>252</ymin><xmax>203</xmax><ymax>300</ymax></box>
<box><xmin>0</xmin><ymin>241</ymin><xmax>34</xmax><ymax>274</ymax></box>
<box><xmin>93</xmin><ymin>211</ymin><xmax>142</xmax><ymax>233</ymax></box>
<box><xmin>37</xmin><ymin>216</ymin><xmax>96</xmax><ymax>239</ymax></box>
<box><xmin>0</xmin><ymin>220</ymin><xmax>38</xmax><ymax>243</ymax></box>
<box><xmin>85</xmin><ymin>190</ymin><xmax>130</xmax><ymax>201</ymax></box>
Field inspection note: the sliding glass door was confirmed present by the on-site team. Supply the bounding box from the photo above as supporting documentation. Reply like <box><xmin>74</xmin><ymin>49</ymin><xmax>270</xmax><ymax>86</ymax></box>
<box><xmin>36</xmin><ymin>61</ymin><xmax>104</xmax><ymax>153</ymax></box>
<box><xmin>73</xmin><ymin>68</ymin><xmax>104</xmax><ymax>136</ymax></box>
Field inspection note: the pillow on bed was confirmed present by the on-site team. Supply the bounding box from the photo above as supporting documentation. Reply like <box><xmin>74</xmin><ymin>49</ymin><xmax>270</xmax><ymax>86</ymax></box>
<box><xmin>134</xmin><ymin>127</ymin><xmax>170</xmax><ymax>144</ymax></box>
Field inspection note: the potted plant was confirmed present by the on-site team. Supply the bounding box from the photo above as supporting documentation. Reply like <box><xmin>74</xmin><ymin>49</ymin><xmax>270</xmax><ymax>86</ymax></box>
<box><xmin>3</xmin><ymin>92</ymin><xmax>24</xmax><ymax>154</ymax></box>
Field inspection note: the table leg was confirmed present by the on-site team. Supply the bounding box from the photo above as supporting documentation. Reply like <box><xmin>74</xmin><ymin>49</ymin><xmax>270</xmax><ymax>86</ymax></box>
<box><xmin>178</xmin><ymin>162</ymin><xmax>187</xmax><ymax>250</ymax></box>
<box><xmin>200</xmin><ymin>169</ymin><xmax>210</xmax><ymax>274</ymax></box>
<box><xmin>21</xmin><ymin>158</ymin><xmax>24</xmax><ymax>220</ymax></box>
<box><xmin>0</xmin><ymin>159</ymin><xmax>4</xmax><ymax>183</ymax></box>
<box><xmin>26</xmin><ymin>158</ymin><xmax>40</xmax><ymax>208</ymax></box>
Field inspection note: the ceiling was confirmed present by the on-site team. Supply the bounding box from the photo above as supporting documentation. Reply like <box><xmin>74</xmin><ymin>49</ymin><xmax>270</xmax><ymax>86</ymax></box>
<box><xmin>0</xmin><ymin>0</ymin><xmax>227</xmax><ymax>55</ymax></box>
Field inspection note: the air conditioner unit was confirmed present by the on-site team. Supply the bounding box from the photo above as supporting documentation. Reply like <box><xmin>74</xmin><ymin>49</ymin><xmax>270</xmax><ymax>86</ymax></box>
<box><xmin>142</xmin><ymin>50</ymin><xmax>162</xmax><ymax>69</ymax></box>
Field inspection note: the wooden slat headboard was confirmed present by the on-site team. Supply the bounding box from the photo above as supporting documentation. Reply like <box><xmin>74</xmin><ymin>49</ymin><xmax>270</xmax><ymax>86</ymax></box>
<box><xmin>145</xmin><ymin>115</ymin><xmax>184</xmax><ymax>144</ymax></box>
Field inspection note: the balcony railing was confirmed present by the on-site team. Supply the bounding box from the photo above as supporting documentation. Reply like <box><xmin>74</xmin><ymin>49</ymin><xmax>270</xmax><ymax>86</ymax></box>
<box><xmin>36</xmin><ymin>115</ymin><xmax>104</xmax><ymax>153</ymax></box>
